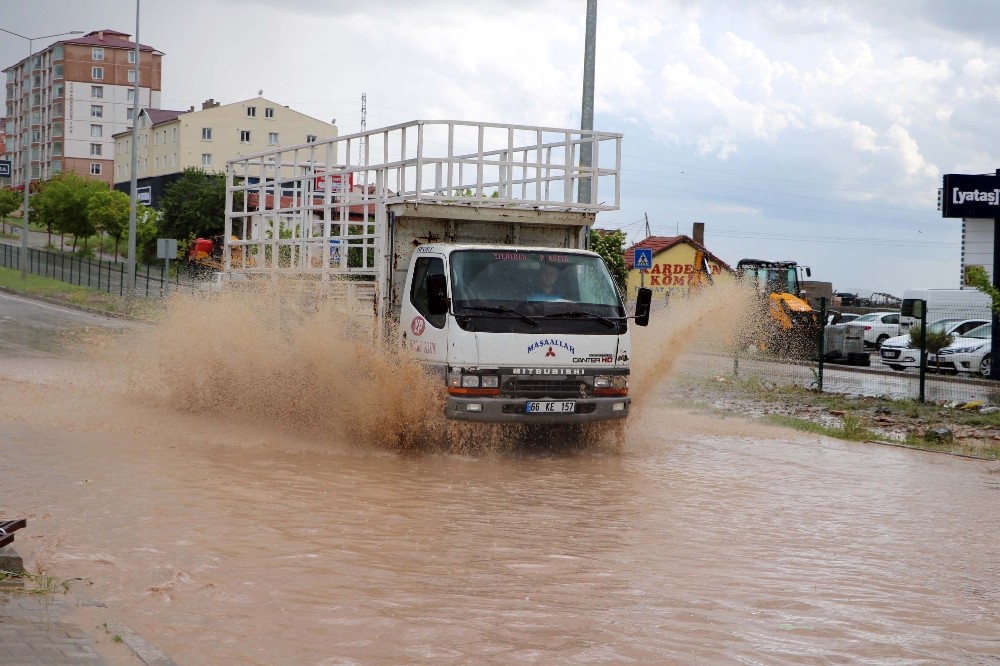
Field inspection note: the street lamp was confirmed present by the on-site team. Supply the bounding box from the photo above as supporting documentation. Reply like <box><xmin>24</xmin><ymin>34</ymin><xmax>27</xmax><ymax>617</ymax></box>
<box><xmin>0</xmin><ymin>28</ymin><xmax>83</xmax><ymax>277</ymax></box>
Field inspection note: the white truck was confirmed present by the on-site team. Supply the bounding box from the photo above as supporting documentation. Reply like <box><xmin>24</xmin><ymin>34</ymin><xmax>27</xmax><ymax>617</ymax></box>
<box><xmin>222</xmin><ymin>120</ymin><xmax>651</xmax><ymax>424</ymax></box>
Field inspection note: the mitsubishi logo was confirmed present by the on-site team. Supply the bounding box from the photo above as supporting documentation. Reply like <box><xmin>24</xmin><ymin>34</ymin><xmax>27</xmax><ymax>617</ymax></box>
<box><xmin>545</xmin><ymin>346</ymin><xmax>556</xmax><ymax>357</ymax></box>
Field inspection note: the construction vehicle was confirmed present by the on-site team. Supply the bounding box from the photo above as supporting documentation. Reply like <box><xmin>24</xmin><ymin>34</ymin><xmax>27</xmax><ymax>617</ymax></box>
<box><xmin>221</xmin><ymin>120</ymin><xmax>652</xmax><ymax>425</ymax></box>
<box><xmin>736</xmin><ymin>258</ymin><xmax>820</xmax><ymax>357</ymax></box>
<box><xmin>187</xmin><ymin>235</ymin><xmax>253</xmax><ymax>275</ymax></box>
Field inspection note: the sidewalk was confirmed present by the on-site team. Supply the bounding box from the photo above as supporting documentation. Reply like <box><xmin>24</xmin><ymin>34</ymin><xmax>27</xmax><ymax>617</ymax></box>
<box><xmin>0</xmin><ymin>547</ymin><xmax>175</xmax><ymax>666</ymax></box>
<box><xmin>0</xmin><ymin>587</ymin><xmax>109</xmax><ymax>665</ymax></box>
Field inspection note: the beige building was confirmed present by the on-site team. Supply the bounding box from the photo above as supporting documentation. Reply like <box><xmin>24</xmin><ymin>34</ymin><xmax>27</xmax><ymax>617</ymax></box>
<box><xmin>4</xmin><ymin>29</ymin><xmax>163</xmax><ymax>187</ymax></box>
<box><xmin>113</xmin><ymin>96</ymin><xmax>337</xmax><ymax>206</ymax></box>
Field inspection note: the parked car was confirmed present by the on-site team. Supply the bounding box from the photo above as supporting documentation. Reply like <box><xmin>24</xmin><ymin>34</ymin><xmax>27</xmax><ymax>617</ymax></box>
<box><xmin>879</xmin><ymin>318</ymin><xmax>989</xmax><ymax>371</ymax></box>
<box><xmin>827</xmin><ymin>311</ymin><xmax>859</xmax><ymax>325</ymax></box>
<box><xmin>849</xmin><ymin>311</ymin><xmax>900</xmax><ymax>348</ymax></box>
<box><xmin>927</xmin><ymin>323</ymin><xmax>992</xmax><ymax>377</ymax></box>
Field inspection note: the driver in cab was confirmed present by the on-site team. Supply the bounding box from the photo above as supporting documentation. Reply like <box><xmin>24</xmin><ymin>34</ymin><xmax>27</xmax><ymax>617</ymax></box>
<box><xmin>531</xmin><ymin>263</ymin><xmax>564</xmax><ymax>301</ymax></box>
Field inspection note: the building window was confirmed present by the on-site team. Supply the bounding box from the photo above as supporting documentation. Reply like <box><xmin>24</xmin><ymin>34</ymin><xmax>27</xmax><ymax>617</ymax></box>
<box><xmin>92</xmin><ymin>67</ymin><xmax>103</xmax><ymax>80</ymax></box>
<box><xmin>240</xmin><ymin>130</ymin><xmax>251</xmax><ymax>143</ymax></box>
<box><xmin>127</xmin><ymin>89</ymin><xmax>135</xmax><ymax>103</ymax></box>
<box><xmin>52</xmin><ymin>160</ymin><xmax>62</xmax><ymax>174</ymax></box>
<box><xmin>90</xmin><ymin>163</ymin><xmax>102</xmax><ymax>175</ymax></box>
<box><xmin>53</xmin><ymin>64</ymin><xmax>63</xmax><ymax>79</ymax></box>
<box><xmin>172</xmin><ymin>127</ymin><xmax>177</xmax><ymax>142</ymax></box>
<box><xmin>155</xmin><ymin>156</ymin><xmax>160</xmax><ymax>168</ymax></box>
<box><xmin>306</xmin><ymin>135</ymin><xmax>317</xmax><ymax>143</ymax></box>
<box><xmin>92</xmin><ymin>47</ymin><xmax>104</xmax><ymax>61</ymax></box>
<box><xmin>154</xmin><ymin>132</ymin><xmax>159</xmax><ymax>146</ymax></box>
<box><xmin>201</xmin><ymin>153</ymin><xmax>212</xmax><ymax>166</ymax></box>
<box><xmin>128</xmin><ymin>51</ymin><xmax>137</xmax><ymax>64</ymax></box>
<box><xmin>265</xmin><ymin>107</ymin><xmax>274</xmax><ymax>118</ymax></box>
<box><xmin>90</xmin><ymin>124</ymin><xmax>102</xmax><ymax>138</ymax></box>
<box><xmin>268</xmin><ymin>132</ymin><xmax>278</xmax><ymax>145</ymax></box>
<box><xmin>202</xmin><ymin>127</ymin><xmax>212</xmax><ymax>140</ymax></box>
<box><xmin>53</xmin><ymin>84</ymin><xmax>64</xmax><ymax>99</ymax></box>
<box><xmin>246</xmin><ymin>106</ymin><xmax>256</xmax><ymax>117</ymax></box>
<box><xmin>91</xmin><ymin>85</ymin><xmax>103</xmax><ymax>98</ymax></box>
<box><xmin>91</xmin><ymin>105</ymin><xmax>103</xmax><ymax>118</ymax></box>
<box><xmin>127</xmin><ymin>108</ymin><xmax>133</xmax><ymax>121</ymax></box>
<box><xmin>128</xmin><ymin>70</ymin><xmax>138</xmax><ymax>84</ymax></box>
<box><xmin>52</xmin><ymin>45</ymin><xmax>63</xmax><ymax>60</ymax></box>
<box><xmin>90</xmin><ymin>143</ymin><xmax>102</xmax><ymax>156</ymax></box>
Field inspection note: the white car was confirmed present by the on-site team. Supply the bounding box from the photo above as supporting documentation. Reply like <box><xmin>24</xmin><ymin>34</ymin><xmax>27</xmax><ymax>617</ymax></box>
<box><xmin>849</xmin><ymin>311</ymin><xmax>900</xmax><ymax>348</ymax></box>
<box><xmin>927</xmin><ymin>323</ymin><xmax>992</xmax><ymax>377</ymax></box>
<box><xmin>879</xmin><ymin>318</ymin><xmax>989</xmax><ymax>371</ymax></box>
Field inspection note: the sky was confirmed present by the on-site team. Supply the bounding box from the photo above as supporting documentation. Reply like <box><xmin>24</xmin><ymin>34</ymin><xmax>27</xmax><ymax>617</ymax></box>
<box><xmin>4</xmin><ymin>0</ymin><xmax>1000</xmax><ymax>297</ymax></box>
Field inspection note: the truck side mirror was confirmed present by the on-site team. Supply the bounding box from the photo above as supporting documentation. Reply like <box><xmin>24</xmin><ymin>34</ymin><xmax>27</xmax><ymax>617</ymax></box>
<box><xmin>427</xmin><ymin>273</ymin><xmax>449</xmax><ymax>315</ymax></box>
<box><xmin>634</xmin><ymin>287</ymin><xmax>652</xmax><ymax>326</ymax></box>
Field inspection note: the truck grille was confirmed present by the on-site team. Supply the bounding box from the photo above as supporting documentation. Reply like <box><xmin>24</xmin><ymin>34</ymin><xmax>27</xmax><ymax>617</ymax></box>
<box><xmin>501</xmin><ymin>376</ymin><xmax>589</xmax><ymax>399</ymax></box>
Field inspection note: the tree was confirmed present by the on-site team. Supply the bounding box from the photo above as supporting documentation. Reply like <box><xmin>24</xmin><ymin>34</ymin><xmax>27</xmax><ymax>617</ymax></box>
<box><xmin>158</xmin><ymin>167</ymin><xmax>227</xmax><ymax>241</ymax></box>
<box><xmin>909</xmin><ymin>325</ymin><xmax>954</xmax><ymax>374</ymax></box>
<box><xmin>87</xmin><ymin>189</ymin><xmax>131</xmax><ymax>261</ymax></box>
<box><xmin>0</xmin><ymin>188</ymin><xmax>21</xmax><ymax>235</ymax></box>
<box><xmin>963</xmin><ymin>265</ymin><xmax>1000</xmax><ymax>316</ymax></box>
<box><xmin>590</xmin><ymin>228</ymin><xmax>627</xmax><ymax>293</ymax></box>
<box><xmin>34</xmin><ymin>173</ymin><xmax>107</xmax><ymax>252</ymax></box>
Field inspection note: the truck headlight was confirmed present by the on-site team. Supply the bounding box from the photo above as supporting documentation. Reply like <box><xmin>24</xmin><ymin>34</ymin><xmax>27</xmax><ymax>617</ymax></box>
<box><xmin>594</xmin><ymin>374</ymin><xmax>628</xmax><ymax>396</ymax></box>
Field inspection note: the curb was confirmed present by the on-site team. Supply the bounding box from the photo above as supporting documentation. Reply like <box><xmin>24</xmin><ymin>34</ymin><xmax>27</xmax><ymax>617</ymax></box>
<box><xmin>0</xmin><ymin>285</ymin><xmax>149</xmax><ymax>323</ymax></box>
<box><xmin>104</xmin><ymin>620</ymin><xmax>177</xmax><ymax>666</ymax></box>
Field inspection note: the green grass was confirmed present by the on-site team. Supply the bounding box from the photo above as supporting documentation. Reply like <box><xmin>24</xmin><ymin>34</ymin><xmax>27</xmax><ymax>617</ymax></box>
<box><xmin>764</xmin><ymin>413</ymin><xmax>883</xmax><ymax>442</ymax></box>
<box><xmin>0</xmin><ymin>568</ymin><xmax>89</xmax><ymax>594</ymax></box>
<box><xmin>0</xmin><ymin>264</ymin><xmax>164</xmax><ymax>319</ymax></box>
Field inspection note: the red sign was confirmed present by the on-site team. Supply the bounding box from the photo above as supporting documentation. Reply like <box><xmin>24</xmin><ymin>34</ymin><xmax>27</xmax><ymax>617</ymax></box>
<box><xmin>314</xmin><ymin>171</ymin><xmax>353</xmax><ymax>192</ymax></box>
<box><xmin>410</xmin><ymin>316</ymin><xmax>426</xmax><ymax>336</ymax></box>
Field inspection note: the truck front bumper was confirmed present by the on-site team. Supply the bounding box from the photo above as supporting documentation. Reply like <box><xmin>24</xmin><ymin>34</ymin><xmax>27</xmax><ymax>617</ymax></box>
<box><xmin>445</xmin><ymin>396</ymin><xmax>630</xmax><ymax>424</ymax></box>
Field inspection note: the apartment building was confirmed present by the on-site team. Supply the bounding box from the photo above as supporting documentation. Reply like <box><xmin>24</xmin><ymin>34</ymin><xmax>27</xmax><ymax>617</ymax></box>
<box><xmin>3</xmin><ymin>29</ymin><xmax>163</xmax><ymax>188</ymax></box>
<box><xmin>113</xmin><ymin>96</ymin><xmax>338</xmax><ymax>207</ymax></box>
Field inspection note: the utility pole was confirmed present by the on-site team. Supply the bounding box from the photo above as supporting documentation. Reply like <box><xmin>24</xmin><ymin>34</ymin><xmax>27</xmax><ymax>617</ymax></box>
<box><xmin>577</xmin><ymin>0</ymin><xmax>597</xmax><ymax>206</ymax></box>
<box><xmin>126</xmin><ymin>0</ymin><xmax>141</xmax><ymax>296</ymax></box>
<box><xmin>359</xmin><ymin>93</ymin><xmax>367</xmax><ymax>167</ymax></box>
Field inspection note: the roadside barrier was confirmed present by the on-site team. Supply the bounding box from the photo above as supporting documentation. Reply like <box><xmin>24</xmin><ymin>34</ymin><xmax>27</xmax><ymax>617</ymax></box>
<box><xmin>0</xmin><ymin>241</ymin><xmax>194</xmax><ymax>298</ymax></box>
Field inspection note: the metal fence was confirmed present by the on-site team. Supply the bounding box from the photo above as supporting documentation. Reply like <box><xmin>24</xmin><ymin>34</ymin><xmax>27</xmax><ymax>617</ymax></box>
<box><xmin>0</xmin><ymin>241</ymin><xmax>192</xmax><ymax>298</ymax></box>
<box><xmin>676</xmin><ymin>294</ymin><xmax>1000</xmax><ymax>405</ymax></box>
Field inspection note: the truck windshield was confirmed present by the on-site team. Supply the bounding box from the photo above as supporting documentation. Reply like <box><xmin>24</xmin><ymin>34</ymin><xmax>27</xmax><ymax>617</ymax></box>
<box><xmin>450</xmin><ymin>250</ymin><xmax>625</xmax><ymax>334</ymax></box>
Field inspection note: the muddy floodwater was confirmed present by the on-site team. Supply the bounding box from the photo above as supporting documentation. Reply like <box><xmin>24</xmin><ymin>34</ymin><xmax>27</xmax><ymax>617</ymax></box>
<box><xmin>2</xmin><ymin>290</ymin><xmax>1000</xmax><ymax>665</ymax></box>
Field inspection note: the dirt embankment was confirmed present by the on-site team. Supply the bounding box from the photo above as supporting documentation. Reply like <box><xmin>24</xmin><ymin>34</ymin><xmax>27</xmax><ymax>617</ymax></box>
<box><xmin>676</xmin><ymin>376</ymin><xmax>1000</xmax><ymax>459</ymax></box>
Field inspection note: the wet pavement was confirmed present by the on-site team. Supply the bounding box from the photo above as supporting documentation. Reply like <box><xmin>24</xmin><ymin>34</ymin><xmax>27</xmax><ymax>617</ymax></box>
<box><xmin>0</xmin><ymin>587</ymin><xmax>108</xmax><ymax>666</ymax></box>
<box><xmin>3</xmin><ymin>290</ymin><xmax>1000</xmax><ymax>664</ymax></box>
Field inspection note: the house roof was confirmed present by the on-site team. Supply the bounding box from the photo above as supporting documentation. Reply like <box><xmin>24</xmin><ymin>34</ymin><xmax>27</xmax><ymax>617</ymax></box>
<box><xmin>144</xmin><ymin>109</ymin><xmax>185</xmax><ymax>126</ymax></box>
<box><xmin>62</xmin><ymin>29</ymin><xmax>162</xmax><ymax>54</ymax></box>
<box><xmin>624</xmin><ymin>235</ymin><xmax>733</xmax><ymax>272</ymax></box>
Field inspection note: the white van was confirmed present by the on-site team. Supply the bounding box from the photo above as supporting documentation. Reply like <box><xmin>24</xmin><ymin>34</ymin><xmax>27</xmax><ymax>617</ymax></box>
<box><xmin>899</xmin><ymin>288</ymin><xmax>992</xmax><ymax>331</ymax></box>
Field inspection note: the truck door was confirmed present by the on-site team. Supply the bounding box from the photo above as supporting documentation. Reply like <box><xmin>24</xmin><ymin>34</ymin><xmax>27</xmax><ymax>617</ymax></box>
<box><xmin>399</xmin><ymin>254</ymin><xmax>449</xmax><ymax>369</ymax></box>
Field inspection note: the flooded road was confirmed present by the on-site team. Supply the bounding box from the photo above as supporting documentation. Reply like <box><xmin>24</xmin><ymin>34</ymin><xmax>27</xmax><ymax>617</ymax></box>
<box><xmin>2</xmin><ymin>291</ymin><xmax>999</xmax><ymax>664</ymax></box>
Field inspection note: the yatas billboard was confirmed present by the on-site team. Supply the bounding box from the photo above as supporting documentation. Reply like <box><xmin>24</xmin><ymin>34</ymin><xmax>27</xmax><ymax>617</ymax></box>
<box><xmin>941</xmin><ymin>173</ymin><xmax>1000</xmax><ymax>218</ymax></box>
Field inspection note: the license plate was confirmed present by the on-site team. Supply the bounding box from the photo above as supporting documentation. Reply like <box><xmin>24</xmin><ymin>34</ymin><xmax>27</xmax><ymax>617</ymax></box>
<box><xmin>881</xmin><ymin>350</ymin><xmax>896</xmax><ymax>359</ymax></box>
<box><xmin>526</xmin><ymin>401</ymin><xmax>576</xmax><ymax>414</ymax></box>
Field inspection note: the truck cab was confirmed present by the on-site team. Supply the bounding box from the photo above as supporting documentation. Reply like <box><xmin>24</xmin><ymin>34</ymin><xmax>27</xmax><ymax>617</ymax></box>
<box><xmin>400</xmin><ymin>245</ymin><xmax>646</xmax><ymax>423</ymax></box>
